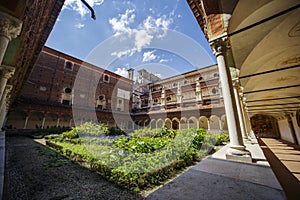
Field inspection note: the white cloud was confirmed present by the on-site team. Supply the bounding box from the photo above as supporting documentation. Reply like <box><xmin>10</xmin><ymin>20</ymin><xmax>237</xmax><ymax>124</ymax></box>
<box><xmin>75</xmin><ymin>23</ymin><xmax>85</xmax><ymax>29</ymax></box>
<box><xmin>109</xmin><ymin>9</ymin><xmax>135</xmax><ymax>35</ymax></box>
<box><xmin>159</xmin><ymin>59</ymin><xmax>169</xmax><ymax>63</ymax></box>
<box><xmin>63</xmin><ymin>0</ymin><xmax>104</xmax><ymax>17</ymax></box>
<box><xmin>154</xmin><ymin>73</ymin><xmax>162</xmax><ymax>78</ymax></box>
<box><xmin>114</xmin><ymin>67</ymin><xmax>128</xmax><ymax>78</ymax></box>
<box><xmin>110</xmin><ymin>11</ymin><xmax>173</xmax><ymax>58</ymax></box>
<box><xmin>142</xmin><ymin>51</ymin><xmax>157</xmax><ymax>62</ymax></box>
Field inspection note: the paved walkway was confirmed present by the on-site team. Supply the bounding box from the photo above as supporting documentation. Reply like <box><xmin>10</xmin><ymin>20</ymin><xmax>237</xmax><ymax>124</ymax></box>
<box><xmin>259</xmin><ymin>138</ymin><xmax>300</xmax><ymax>200</ymax></box>
<box><xmin>146</xmin><ymin>140</ymin><xmax>285</xmax><ymax>200</ymax></box>
<box><xmin>0</xmin><ymin>132</ymin><xmax>5</xmax><ymax>200</ymax></box>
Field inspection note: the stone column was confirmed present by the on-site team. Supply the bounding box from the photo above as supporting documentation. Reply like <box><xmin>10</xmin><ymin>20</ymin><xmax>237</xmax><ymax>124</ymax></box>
<box><xmin>161</xmin><ymin>87</ymin><xmax>165</xmax><ymax>108</ymax></box>
<box><xmin>0</xmin><ymin>65</ymin><xmax>15</xmax><ymax>100</ymax></box>
<box><xmin>207</xmin><ymin>120</ymin><xmax>211</xmax><ymax>131</ymax></box>
<box><xmin>0</xmin><ymin>11</ymin><xmax>22</xmax><ymax>64</ymax></box>
<box><xmin>24</xmin><ymin>116</ymin><xmax>29</xmax><ymax>129</ymax></box>
<box><xmin>41</xmin><ymin>117</ymin><xmax>46</xmax><ymax>129</ymax></box>
<box><xmin>69</xmin><ymin>119</ymin><xmax>73</xmax><ymax>127</ymax></box>
<box><xmin>233</xmin><ymin>79</ymin><xmax>248</xmax><ymax>139</ymax></box>
<box><xmin>219</xmin><ymin>118</ymin><xmax>223</xmax><ymax>131</ymax></box>
<box><xmin>242</xmin><ymin>98</ymin><xmax>257</xmax><ymax>142</ymax></box>
<box><xmin>56</xmin><ymin>118</ymin><xmax>60</xmax><ymax>127</ymax></box>
<box><xmin>210</xmin><ymin>38</ymin><xmax>251</xmax><ymax>162</ymax></box>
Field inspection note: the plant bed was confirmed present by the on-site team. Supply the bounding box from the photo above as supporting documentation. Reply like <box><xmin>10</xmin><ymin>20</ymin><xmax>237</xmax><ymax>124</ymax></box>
<box><xmin>46</xmin><ymin>124</ymin><xmax>229</xmax><ymax>192</ymax></box>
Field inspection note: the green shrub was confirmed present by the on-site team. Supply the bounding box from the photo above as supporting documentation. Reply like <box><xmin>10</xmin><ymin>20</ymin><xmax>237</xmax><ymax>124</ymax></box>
<box><xmin>62</xmin><ymin>129</ymin><xmax>78</xmax><ymax>139</ymax></box>
<box><xmin>48</xmin><ymin>126</ymin><xmax>226</xmax><ymax>192</ymax></box>
<box><xmin>131</xmin><ymin>128</ymin><xmax>159</xmax><ymax>138</ymax></box>
<box><xmin>215</xmin><ymin>133</ymin><xmax>230</xmax><ymax>146</ymax></box>
<box><xmin>154</xmin><ymin>125</ymin><xmax>177</xmax><ymax>138</ymax></box>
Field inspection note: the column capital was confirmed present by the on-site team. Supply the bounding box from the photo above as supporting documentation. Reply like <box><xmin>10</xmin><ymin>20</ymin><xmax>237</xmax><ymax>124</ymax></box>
<box><xmin>0</xmin><ymin>11</ymin><xmax>22</xmax><ymax>40</ymax></box>
<box><xmin>209</xmin><ymin>36</ymin><xmax>229</xmax><ymax>57</ymax></box>
<box><xmin>0</xmin><ymin>65</ymin><xmax>15</xmax><ymax>79</ymax></box>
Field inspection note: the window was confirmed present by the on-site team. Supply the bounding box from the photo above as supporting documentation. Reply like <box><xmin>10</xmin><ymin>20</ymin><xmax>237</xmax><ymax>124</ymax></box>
<box><xmin>118</xmin><ymin>99</ymin><xmax>123</xmax><ymax>104</ymax></box>
<box><xmin>198</xmin><ymin>76</ymin><xmax>203</xmax><ymax>81</ymax></box>
<box><xmin>173</xmin><ymin>83</ymin><xmax>177</xmax><ymax>87</ymax></box>
<box><xmin>166</xmin><ymin>96</ymin><xmax>171</xmax><ymax>101</ymax></box>
<box><xmin>103</xmin><ymin>74</ymin><xmax>110</xmax><ymax>83</ymax></box>
<box><xmin>99</xmin><ymin>95</ymin><xmax>104</xmax><ymax>100</ymax></box>
<box><xmin>64</xmin><ymin>88</ymin><xmax>72</xmax><ymax>94</ymax></box>
<box><xmin>65</xmin><ymin>61</ymin><xmax>73</xmax><ymax>70</ymax></box>
<box><xmin>39</xmin><ymin>86</ymin><xmax>47</xmax><ymax>91</ymax></box>
<box><xmin>212</xmin><ymin>88</ymin><xmax>217</xmax><ymax>94</ymax></box>
<box><xmin>154</xmin><ymin>99</ymin><xmax>158</xmax><ymax>103</ymax></box>
<box><xmin>62</xmin><ymin>100</ymin><xmax>70</xmax><ymax>105</ymax></box>
<box><xmin>214</xmin><ymin>73</ymin><xmax>219</xmax><ymax>78</ymax></box>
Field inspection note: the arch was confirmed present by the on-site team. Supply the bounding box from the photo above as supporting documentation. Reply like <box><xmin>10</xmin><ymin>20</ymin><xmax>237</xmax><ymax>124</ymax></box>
<box><xmin>5</xmin><ymin>110</ymin><xmax>28</xmax><ymax>129</ymax></box>
<box><xmin>150</xmin><ymin>119</ymin><xmax>156</xmax><ymax>129</ymax></box>
<box><xmin>188</xmin><ymin>116</ymin><xmax>198</xmax><ymax>129</ymax></box>
<box><xmin>144</xmin><ymin>119</ymin><xmax>150</xmax><ymax>127</ymax></box>
<box><xmin>59</xmin><ymin>113</ymin><xmax>73</xmax><ymax>128</ymax></box>
<box><xmin>27</xmin><ymin>112</ymin><xmax>45</xmax><ymax>129</ymax></box>
<box><xmin>138</xmin><ymin>120</ymin><xmax>144</xmax><ymax>126</ymax></box>
<box><xmin>156</xmin><ymin>118</ymin><xmax>164</xmax><ymax>129</ymax></box>
<box><xmin>172</xmin><ymin>118</ymin><xmax>180</xmax><ymax>130</ymax></box>
<box><xmin>180</xmin><ymin>117</ymin><xmax>187</xmax><ymax>130</ymax></box>
<box><xmin>165</xmin><ymin>118</ymin><xmax>172</xmax><ymax>129</ymax></box>
<box><xmin>199</xmin><ymin>116</ymin><xmax>209</xmax><ymax>130</ymax></box>
<box><xmin>44</xmin><ymin>113</ymin><xmax>59</xmax><ymax>128</ymax></box>
<box><xmin>127</xmin><ymin>120</ymin><xmax>133</xmax><ymax>130</ymax></box>
<box><xmin>209</xmin><ymin>115</ymin><xmax>221</xmax><ymax>133</ymax></box>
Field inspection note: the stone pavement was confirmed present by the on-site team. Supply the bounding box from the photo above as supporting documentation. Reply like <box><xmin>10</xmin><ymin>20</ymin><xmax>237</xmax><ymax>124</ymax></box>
<box><xmin>146</xmin><ymin>140</ymin><xmax>286</xmax><ymax>200</ymax></box>
<box><xmin>0</xmin><ymin>132</ymin><xmax>5</xmax><ymax>200</ymax></box>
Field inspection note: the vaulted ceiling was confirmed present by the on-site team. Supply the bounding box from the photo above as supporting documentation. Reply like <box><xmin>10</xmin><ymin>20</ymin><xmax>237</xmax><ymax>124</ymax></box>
<box><xmin>228</xmin><ymin>0</ymin><xmax>300</xmax><ymax>117</ymax></box>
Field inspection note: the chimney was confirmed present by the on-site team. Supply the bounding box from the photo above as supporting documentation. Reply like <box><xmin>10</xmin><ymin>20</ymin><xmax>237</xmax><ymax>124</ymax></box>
<box><xmin>128</xmin><ymin>68</ymin><xmax>134</xmax><ymax>80</ymax></box>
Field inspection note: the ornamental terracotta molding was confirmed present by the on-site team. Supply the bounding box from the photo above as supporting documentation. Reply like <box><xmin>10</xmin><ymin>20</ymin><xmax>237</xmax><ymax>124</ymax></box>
<box><xmin>209</xmin><ymin>36</ymin><xmax>228</xmax><ymax>57</ymax></box>
<box><xmin>0</xmin><ymin>11</ymin><xmax>22</xmax><ymax>40</ymax></box>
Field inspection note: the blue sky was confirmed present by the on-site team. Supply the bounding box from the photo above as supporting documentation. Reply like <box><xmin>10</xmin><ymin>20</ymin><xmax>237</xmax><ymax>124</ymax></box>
<box><xmin>46</xmin><ymin>0</ymin><xmax>216</xmax><ymax>79</ymax></box>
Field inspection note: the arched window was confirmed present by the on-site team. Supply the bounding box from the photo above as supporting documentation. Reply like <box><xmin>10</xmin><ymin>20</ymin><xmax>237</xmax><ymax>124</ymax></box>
<box><xmin>166</xmin><ymin>96</ymin><xmax>171</xmax><ymax>101</ymax></box>
<box><xmin>103</xmin><ymin>74</ymin><xmax>110</xmax><ymax>82</ymax></box>
<box><xmin>65</xmin><ymin>61</ymin><xmax>73</xmax><ymax>70</ymax></box>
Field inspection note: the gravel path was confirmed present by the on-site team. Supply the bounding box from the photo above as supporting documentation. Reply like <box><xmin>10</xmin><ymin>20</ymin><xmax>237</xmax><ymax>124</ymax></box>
<box><xmin>3</xmin><ymin>136</ymin><xmax>144</xmax><ymax>200</ymax></box>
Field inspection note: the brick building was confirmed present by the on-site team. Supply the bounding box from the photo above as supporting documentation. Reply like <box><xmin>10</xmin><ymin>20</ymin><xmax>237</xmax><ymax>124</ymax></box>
<box><xmin>6</xmin><ymin>46</ymin><xmax>133</xmax><ymax>129</ymax></box>
<box><xmin>131</xmin><ymin>65</ymin><xmax>227</xmax><ymax>133</ymax></box>
<box><xmin>5</xmin><ymin>47</ymin><xmax>227</xmax><ymax>133</ymax></box>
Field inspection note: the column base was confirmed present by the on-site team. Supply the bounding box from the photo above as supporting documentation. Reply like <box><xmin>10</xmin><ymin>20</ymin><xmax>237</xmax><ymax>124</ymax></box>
<box><xmin>226</xmin><ymin>145</ymin><xmax>252</xmax><ymax>163</ymax></box>
<box><xmin>249</xmin><ymin>130</ymin><xmax>258</xmax><ymax>144</ymax></box>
